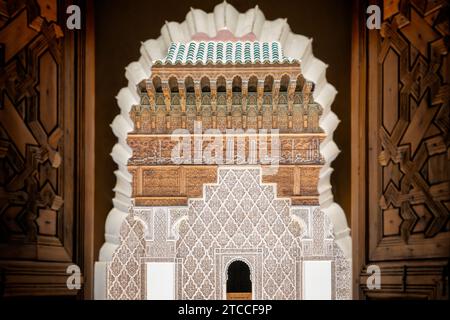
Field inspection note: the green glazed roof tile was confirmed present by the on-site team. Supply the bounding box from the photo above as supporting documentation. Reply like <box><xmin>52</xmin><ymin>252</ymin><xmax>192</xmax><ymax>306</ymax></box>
<box><xmin>154</xmin><ymin>41</ymin><xmax>297</xmax><ymax>66</ymax></box>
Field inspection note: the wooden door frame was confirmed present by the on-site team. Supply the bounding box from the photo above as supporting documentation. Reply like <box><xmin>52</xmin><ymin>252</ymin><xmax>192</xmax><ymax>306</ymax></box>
<box><xmin>65</xmin><ymin>0</ymin><xmax>95</xmax><ymax>299</ymax></box>
<box><xmin>351</xmin><ymin>0</ymin><xmax>369</xmax><ymax>300</ymax></box>
<box><xmin>79</xmin><ymin>0</ymin><xmax>95</xmax><ymax>300</ymax></box>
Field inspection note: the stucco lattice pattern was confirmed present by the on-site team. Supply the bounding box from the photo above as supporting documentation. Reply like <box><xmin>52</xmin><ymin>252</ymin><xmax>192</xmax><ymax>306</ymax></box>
<box><xmin>334</xmin><ymin>243</ymin><xmax>352</xmax><ymax>299</ymax></box>
<box><xmin>107</xmin><ymin>215</ymin><xmax>146</xmax><ymax>300</ymax></box>
<box><xmin>176</xmin><ymin>167</ymin><xmax>303</xmax><ymax>299</ymax></box>
<box><xmin>106</xmin><ymin>167</ymin><xmax>351</xmax><ymax>300</ymax></box>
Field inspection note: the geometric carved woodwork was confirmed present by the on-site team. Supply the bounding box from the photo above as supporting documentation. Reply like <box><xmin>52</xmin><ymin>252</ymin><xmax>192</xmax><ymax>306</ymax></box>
<box><xmin>0</xmin><ymin>0</ymin><xmax>87</xmax><ymax>297</ymax></box>
<box><xmin>376</xmin><ymin>0</ymin><xmax>450</xmax><ymax>251</ymax></box>
<box><xmin>356</xmin><ymin>0</ymin><xmax>449</xmax><ymax>299</ymax></box>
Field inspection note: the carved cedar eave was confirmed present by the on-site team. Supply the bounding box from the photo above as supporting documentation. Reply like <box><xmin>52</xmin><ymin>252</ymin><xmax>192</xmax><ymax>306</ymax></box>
<box><xmin>149</xmin><ymin>63</ymin><xmax>303</xmax><ymax>88</ymax></box>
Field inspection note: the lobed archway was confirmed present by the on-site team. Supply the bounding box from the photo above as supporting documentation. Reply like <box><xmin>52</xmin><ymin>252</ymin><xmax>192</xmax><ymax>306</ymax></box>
<box><xmin>95</xmin><ymin>1</ymin><xmax>351</xmax><ymax>299</ymax></box>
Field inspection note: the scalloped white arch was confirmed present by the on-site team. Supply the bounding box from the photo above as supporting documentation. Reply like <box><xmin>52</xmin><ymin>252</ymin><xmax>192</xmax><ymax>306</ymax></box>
<box><xmin>94</xmin><ymin>1</ymin><xmax>351</xmax><ymax>299</ymax></box>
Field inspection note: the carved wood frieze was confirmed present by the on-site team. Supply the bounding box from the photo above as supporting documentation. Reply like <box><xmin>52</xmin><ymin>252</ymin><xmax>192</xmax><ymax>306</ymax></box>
<box><xmin>129</xmin><ymin>165</ymin><xmax>320</xmax><ymax>206</ymax></box>
<box><xmin>131</xmin><ymin>92</ymin><xmax>323</xmax><ymax>134</ymax></box>
<box><xmin>127</xmin><ymin>134</ymin><xmax>324</xmax><ymax>166</ymax></box>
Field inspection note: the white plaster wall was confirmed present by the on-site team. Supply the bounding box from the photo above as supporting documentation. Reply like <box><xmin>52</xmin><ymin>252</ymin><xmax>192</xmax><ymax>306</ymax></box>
<box><xmin>146</xmin><ymin>262</ymin><xmax>176</xmax><ymax>300</ymax></box>
<box><xmin>303</xmin><ymin>260</ymin><xmax>332</xmax><ymax>300</ymax></box>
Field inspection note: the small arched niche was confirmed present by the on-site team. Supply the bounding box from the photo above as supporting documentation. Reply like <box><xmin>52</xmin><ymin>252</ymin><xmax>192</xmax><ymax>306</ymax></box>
<box><xmin>226</xmin><ymin>260</ymin><xmax>252</xmax><ymax>300</ymax></box>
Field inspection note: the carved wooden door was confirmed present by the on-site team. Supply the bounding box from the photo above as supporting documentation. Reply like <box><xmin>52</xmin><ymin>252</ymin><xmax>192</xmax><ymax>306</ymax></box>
<box><xmin>0</xmin><ymin>0</ymin><xmax>89</xmax><ymax>297</ymax></box>
<box><xmin>356</xmin><ymin>0</ymin><xmax>449</xmax><ymax>299</ymax></box>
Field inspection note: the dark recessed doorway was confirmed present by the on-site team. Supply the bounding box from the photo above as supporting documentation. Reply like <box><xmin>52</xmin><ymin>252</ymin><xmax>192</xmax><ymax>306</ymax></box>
<box><xmin>226</xmin><ymin>260</ymin><xmax>252</xmax><ymax>300</ymax></box>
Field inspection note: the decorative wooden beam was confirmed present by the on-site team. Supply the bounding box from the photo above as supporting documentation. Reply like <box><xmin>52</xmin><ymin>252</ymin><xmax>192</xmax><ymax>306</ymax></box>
<box><xmin>242</xmin><ymin>80</ymin><xmax>248</xmax><ymax>129</ymax></box>
<box><xmin>302</xmin><ymin>81</ymin><xmax>313</xmax><ymax>107</ymax></box>
<box><xmin>179</xmin><ymin>166</ymin><xmax>186</xmax><ymax>195</ymax></box>
<box><xmin>178</xmin><ymin>79</ymin><xmax>186</xmax><ymax>129</ymax></box>
<box><xmin>226</xmin><ymin>79</ymin><xmax>232</xmax><ymax>128</ymax></box>
<box><xmin>145</xmin><ymin>80</ymin><xmax>156</xmax><ymax>107</ymax></box>
<box><xmin>301</xmin><ymin>81</ymin><xmax>313</xmax><ymax>132</ymax></box>
<box><xmin>146</xmin><ymin>80</ymin><xmax>157</xmax><ymax>130</ymax></box>
<box><xmin>257</xmin><ymin>79</ymin><xmax>264</xmax><ymax>129</ymax></box>
<box><xmin>210</xmin><ymin>79</ymin><xmax>218</xmax><ymax>129</ymax></box>
<box><xmin>137</xmin><ymin>166</ymin><xmax>143</xmax><ymax>196</ymax></box>
<box><xmin>288</xmin><ymin>80</ymin><xmax>297</xmax><ymax>129</ymax></box>
<box><xmin>162</xmin><ymin>80</ymin><xmax>171</xmax><ymax>112</ymax></box>
<box><xmin>293</xmin><ymin>166</ymin><xmax>301</xmax><ymax>195</ymax></box>
<box><xmin>272</xmin><ymin>79</ymin><xmax>280</xmax><ymax>129</ymax></box>
<box><xmin>194</xmin><ymin>80</ymin><xmax>202</xmax><ymax>123</ymax></box>
<box><xmin>162</xmin><ymin>80</ymin><xmax>171</xmax><ymax>130</ymax></box>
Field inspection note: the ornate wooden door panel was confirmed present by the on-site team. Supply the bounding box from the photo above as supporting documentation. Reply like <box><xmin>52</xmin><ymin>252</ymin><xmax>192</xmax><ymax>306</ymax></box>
<box><xmin>356</xmin><ymin>0</ymin><xmax>449</xmax><ymax>299</ymax></box>
<box><xmin>0</xmin><ymin>0</ymin><xmax>86</xmax><ymax>297</ymax></box>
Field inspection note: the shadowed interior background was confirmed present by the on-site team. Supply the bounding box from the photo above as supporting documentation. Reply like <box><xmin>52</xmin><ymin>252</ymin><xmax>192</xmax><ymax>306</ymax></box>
<box><xmin>94</xmin><ymin>0</ymin><xmax>352</xmax><ymax>260</ymax></box>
